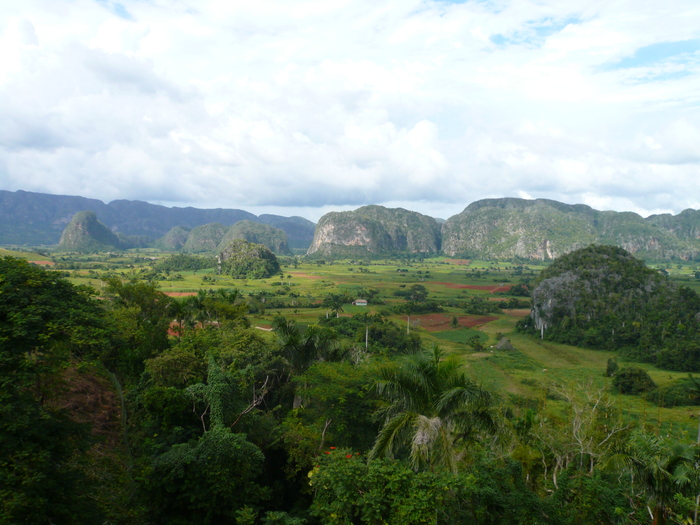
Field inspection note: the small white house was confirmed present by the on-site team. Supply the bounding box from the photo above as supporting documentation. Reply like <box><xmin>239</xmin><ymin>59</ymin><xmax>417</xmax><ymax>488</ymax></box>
<box><xmin>352</xmin><ymin>298</ymin><xmax>368</xmax><ymax>306</ymax></box>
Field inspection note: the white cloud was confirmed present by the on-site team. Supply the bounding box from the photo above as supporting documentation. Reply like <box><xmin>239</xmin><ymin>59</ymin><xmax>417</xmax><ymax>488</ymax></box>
<box><xmin>0</xmin><ymin>0</ymin><xmax>699</xmax><ymax>220</ymax></box>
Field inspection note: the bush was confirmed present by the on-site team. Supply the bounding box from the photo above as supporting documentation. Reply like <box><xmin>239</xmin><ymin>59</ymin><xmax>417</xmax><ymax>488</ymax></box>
<box><xmin>604</xmin><ymin>358</ymin><xmax>618</xmax><ymax>377</ymax></box>
<box><xmin>612</xmin><ymin>367</ymin><xmax>656</xmax><ymax>395</ymax></box>
<box><xmin>644</xmin><ymin>376</ymin><xmax>700</xmax><ymax>407</ymax></box>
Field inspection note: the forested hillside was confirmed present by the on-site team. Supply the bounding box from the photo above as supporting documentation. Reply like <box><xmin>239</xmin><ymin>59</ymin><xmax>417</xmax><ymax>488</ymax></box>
<box><xmin>441</xmin><ymin>198</ymin><xmax>700</xmax><ymax>260</ymax></box>
<box><xmin>519</xmin><ymin>245</ymin><xmax>700</xmax><ymax>370</ymax></box>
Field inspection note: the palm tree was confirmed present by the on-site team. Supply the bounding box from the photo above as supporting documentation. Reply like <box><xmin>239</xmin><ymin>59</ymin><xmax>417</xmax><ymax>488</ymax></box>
<box><xmin>604</xmin><ymin>431</ymin><xmax>698</xmax><ymax>525</ymax></box>
<box><xmin>168</xmin><ymin>298</ymin><xmax>189</xmax><ymax>339</ymax></box>
<box><xmin>370</xmin><ymin>345</ymin><xmax>497</xmax><ymax>473</ymax></box>
<box><xmin>272</xmin><ymin>316</ymin><xmax>337</xmax><ymax>408</ymax></box>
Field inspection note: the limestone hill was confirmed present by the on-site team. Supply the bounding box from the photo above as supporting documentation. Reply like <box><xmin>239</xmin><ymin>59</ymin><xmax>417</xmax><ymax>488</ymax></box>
<box><xmin>308</xmin><ymin>205</ymin><xmax>441</xmax><ymax>257</ymax></box>
<box><xmin>520</xmin><ymin>244</ymin><xmax>700</xmax><ymax>371</ymax></box>
<box><xmin>183</xmin><ymin>223</ymin><xmax>227</xmax><ymax>253</ymax></box>
<box><xmin>57</xmin><ymin>211</ymin><xmax>121</xmax><ymax>252</ymax></box>
<box><xmin>155</xmin><ymin>226</ymin><xmax>191</xmax><ymax>251</ymax></box>
<box><xmin>218</xmin><ymin>239</ymin><xmax>280</xmax><ymax>279</ymax></box>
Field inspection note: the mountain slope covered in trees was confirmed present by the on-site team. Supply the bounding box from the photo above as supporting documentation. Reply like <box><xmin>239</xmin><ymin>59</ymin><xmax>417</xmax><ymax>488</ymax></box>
<box><xmin>441</xmin><ymin>198</ymin><xmax>700</xmax><ymax>260</ymax></box>
<box><xmin>217</xmin><ymin>220</ymin><xmax>291</xmax><ymax>255</ymax></box>
<box><xmin>518</xmin><ymin>244</ymin><xmax>700</xmax><ymax>370</ymax></box>
<box><xmin>58</xmin><ymin>211</ymin><xmax>122</xmax><ymax>252</ymax></box>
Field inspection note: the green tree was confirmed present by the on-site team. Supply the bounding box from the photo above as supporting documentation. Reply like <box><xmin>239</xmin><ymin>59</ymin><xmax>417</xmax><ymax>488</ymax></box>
<box><xmin>370</xmin><ymin>346</ymin><xmax>496</xmax><ymax>472</ymax></box>
<box><xmin>409</xmin><ymin>284</ymin><xmax>428</xmax><ymax>302</ymax></box>
<box><xmin>273</xmin><ymin>317</ymin><xmax>337</xmax><ymax>377</ymax></box>
<box><xmin>101</xmin><ymin>277</ymin><xmax>173</xmax><ymax>377</ymax></box>
<box><xmin>322</xmin><ymin>293</ymin><xmax>346</xmax><ymax>317</ymax></box>
<box><xmin>0</xmin><ymin>257</ymin><xmax>105</xmax><ymax>523</ymax></box>
<box><xmin>604</xmin><ymin>431</ymin><xmax>698</xmax><ymax>525</ymax></box>
<box><xmin>143</xmin><ymin>356</ymin><xmax>267</xmax><ymax>524</ymax></box>
<box><xmin>605</xmin><ymin>357</ymin><xmax>619</xmax><ymax>377</ymax></box>
<box><xmin>273</xmin><ymin>317</ymin><xmax>338</xmax><ymax>408</ymax></box>
<box><xmin>612</xmin><ymin>366</ymin><xmax>656</xmax><ymax>395</ymax></box>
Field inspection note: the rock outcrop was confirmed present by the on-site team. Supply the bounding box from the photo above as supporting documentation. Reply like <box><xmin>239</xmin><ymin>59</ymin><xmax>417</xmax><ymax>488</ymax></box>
<box><xmin>308</xmin><ymin>205</ymin><xmax>441</xmax><ymax>257</ymax></box>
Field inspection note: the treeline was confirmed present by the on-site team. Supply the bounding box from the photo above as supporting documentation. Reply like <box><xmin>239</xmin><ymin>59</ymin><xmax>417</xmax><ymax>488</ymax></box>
<box><xmin>2</xmin><ymin>256</ymin><xmax>700</xmax><ymax>525</ymax></box>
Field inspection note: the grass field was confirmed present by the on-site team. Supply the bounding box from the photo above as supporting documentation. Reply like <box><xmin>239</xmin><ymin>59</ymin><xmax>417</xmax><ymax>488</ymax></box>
<box><xmin>0</xmin><ymin>248</ymin><xmax>52</xmax><ymax>261</ymax></box>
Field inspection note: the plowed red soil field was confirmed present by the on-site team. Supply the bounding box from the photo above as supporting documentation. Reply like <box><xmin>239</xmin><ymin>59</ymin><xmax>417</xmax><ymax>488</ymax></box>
<box><xmin>164</xmin><ymin>292</ymin><xmax>197</xmax><ymax>297</ymax></box>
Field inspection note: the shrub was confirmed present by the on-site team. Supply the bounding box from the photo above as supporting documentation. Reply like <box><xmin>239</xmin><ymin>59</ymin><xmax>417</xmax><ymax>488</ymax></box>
<box><xmin>612</xmin><ymin>366</ymin><xmax>656</xmax><ymax>395</ymax></box>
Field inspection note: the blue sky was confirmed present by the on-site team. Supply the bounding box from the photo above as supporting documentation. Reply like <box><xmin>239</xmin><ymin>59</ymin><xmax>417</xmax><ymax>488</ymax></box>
<box><xmin>0</xmin><ymin>0</ymin><xmax>699</xmax><ymax>221</ymax></box>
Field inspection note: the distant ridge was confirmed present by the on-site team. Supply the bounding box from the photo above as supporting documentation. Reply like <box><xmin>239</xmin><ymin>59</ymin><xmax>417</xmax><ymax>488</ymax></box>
<box><xmin>308</xmin><ymin>198</ymin><xmax>700</xmax><ymax>261</ymax></box>
<box><xmin>0</xmin><ymin>190</ymin><xmax>315</xmax><ymax>248</ymax></box>
<box><xmin>441</xmin><ymin>198</ymin><xmax>700</xmax><ymax>260</ymax></box>
<box><xmin>5</xmin><ymin>190</ymin><xmax>700</xmax><ymax>260</ymax></box>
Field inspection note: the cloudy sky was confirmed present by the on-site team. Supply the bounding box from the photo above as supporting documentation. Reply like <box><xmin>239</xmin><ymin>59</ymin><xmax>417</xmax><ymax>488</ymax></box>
<box><xmin>1</xmin><ymin>0</ymin><xmax>699</xmax><ymax>221</ymax></box>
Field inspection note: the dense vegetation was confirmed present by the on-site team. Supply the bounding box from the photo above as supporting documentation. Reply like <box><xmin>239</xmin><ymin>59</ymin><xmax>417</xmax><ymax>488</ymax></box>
<box><xmin>519</xmin><ymin>245</ymin><xmax>700</xmax><ymax>371</ymax></box>
<box><xmin>154</xmin><ymin>225</ymin><xmax>191</xmax><ymax>251</ymax></box>
<box><xmin>219</xmin><ymin>239</ymin><xmax>282</xmax><ymax>279</ymax></box>
<box><xmin>2</xmin><ymin>252</ymin><xmax>700</xmax><ymax>525</ymax></box>
<box><xmin>183</xmin><ymin>222</ymin><xmax>228</xmax><ymax>253</ymax></box>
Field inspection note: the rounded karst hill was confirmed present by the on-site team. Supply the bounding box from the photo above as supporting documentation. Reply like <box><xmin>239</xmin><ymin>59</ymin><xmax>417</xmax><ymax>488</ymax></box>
<box><xmin>155</xmin><ymin>226</ymin><xmax>191</xmax><ymax>251</ymax></box>
<box><xmin>183</xmin><ymin>223</ymin><xmax>227</xmax><ymax>253</ymax></box>
<box><xmin>218</xmin><ymin>239</ymin><xmax>281</xmax><ymax>279</ymax></box>
<box><xmin>521</xmin><ymin>244</ymin><xmax>700</xmax><ymax>371</ymax></box>
<box><xmin>58</xmin><ymin>210</ymin><xmax>121</xmax><ymax>252</ymax></box>
<box><xmin>217</xmin><ymin>220</ymin><xmax>291</xmax><ymax>255</ymax></box>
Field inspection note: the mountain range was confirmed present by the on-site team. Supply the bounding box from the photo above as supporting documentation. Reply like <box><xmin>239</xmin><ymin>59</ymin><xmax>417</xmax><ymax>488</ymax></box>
<box><xmin>0</xmin><ymin>190</ymin><xmax>315</xmax><ymax>249</ymax></box>
<box><xmin>4</xmin><ymin>190</ymin><xmax>700</xmax><ymax>260</ymax></box>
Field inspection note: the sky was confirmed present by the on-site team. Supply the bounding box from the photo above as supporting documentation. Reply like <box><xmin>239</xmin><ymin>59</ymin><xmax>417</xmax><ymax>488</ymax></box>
<box><xmin>1</xmin><ymin>0</ymin><xmax>699</xmax><ymax>222</ymax></box>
